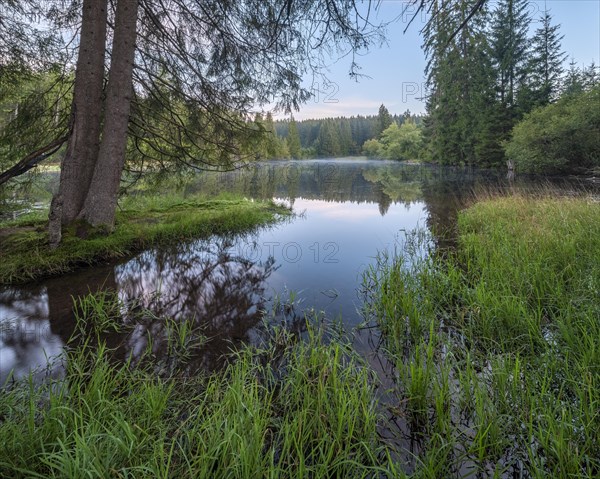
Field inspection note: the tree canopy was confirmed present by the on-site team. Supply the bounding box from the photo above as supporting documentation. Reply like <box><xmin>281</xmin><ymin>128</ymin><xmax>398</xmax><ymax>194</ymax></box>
<box><xmin>363</xmin><ymin>120</ymin><xmax>423</xmax><ymax>161</ymax></box>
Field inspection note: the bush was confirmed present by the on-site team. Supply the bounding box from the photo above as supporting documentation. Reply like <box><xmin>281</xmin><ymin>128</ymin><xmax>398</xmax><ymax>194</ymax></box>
<box><xmin>363</xmin><ymin>121</ymin><xmax>423</xmax><ymax>161</ymax></box>
<box><xmin>362</xmin><ymin>138</ymin><xmax>382</xmax><ymax>157</ymax></box>
<box><xmin>504</xmin><ymin>86</ymin><xmax>600</xmax><ymax>174</ymax></box>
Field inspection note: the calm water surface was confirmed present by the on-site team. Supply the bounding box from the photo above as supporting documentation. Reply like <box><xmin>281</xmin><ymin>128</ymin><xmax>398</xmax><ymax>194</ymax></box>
<box><xmin>0</xmin><ymin>160</ymin><xmax>591</xmax><ymax>383</ymax></box>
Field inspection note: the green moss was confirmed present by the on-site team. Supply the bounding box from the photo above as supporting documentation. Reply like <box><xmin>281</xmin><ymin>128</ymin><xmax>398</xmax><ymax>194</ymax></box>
<box><xmin>0</xmin><ymin>195</ymin><xmax>290</xmax><ymax>285</ymax></box>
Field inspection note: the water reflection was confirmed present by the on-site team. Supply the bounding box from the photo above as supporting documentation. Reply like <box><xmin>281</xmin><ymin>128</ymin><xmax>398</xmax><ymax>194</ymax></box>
<box><xmin>0</xmin><ymin>288</ymin><xmax>63</xmax><ymax>384</ymax></box>
<box><xmin>115</xmin><ymin>238</ymin><xmax>279</xmax><ymax>372</ymax></box>
<box><xmin>0</xmin><ymin>237</ymin><xmax>280</xmax><ymax>382</ymax></box>
<box><xmin>186</xmin><ymin>160</ymin><xmax>433</xmax><ymax>208</ymax></box>
<box><xmin>1</xmin><ymin>161</ymin><xmax>595</xmax><ymax>381</ymax></box>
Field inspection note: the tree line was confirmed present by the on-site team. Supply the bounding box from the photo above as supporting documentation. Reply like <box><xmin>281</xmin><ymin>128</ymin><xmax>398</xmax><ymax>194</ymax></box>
<box><xmin>250</xmin><ymin>105</ymin><xmax>425</xmax><ymax>160</ymax></box>
<box><xmin>2</xmin><ymin>0</ymin><xmax>597</xmax><ymax>248</ymax></box>
<box><xmin>0</xmin><ymin>0</ymin><xmax>391</xmax><ymax>244</ymax></box>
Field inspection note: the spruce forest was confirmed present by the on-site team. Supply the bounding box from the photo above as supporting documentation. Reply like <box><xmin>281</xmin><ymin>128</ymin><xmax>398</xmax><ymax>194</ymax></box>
<box><xmin>250</xmin><ymin>1</ymin><xmax>598</xmax><ymax>173</ymax></box>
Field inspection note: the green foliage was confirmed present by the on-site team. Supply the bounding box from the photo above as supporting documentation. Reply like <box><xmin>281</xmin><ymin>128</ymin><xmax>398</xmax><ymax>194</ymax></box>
<box><xmin>0</xmin><ymin>69</ymin><xmax>71</xmax><ymax>172</ymax></box>
<box><xmin>525</xmin><ymin>9</ymin><xmax>567</xmax><ymax>107</ymax></box>
<box><xmin>364</xmin><ymin>121</ymin><xmax>423</xmax><ymax>161</ymax></box>
<box><xmin>375</xmin><ymin>103</ymin><xmax>393</xmax><ymax>138</ymax></box>
<box><xmin>505</xmin><ymin>86</ymin><xmax>600</xmax><ymax>174</ymax></box>
<box><xmin>316</xmin><ymin>119</ymin><xmax>341</xmax><ymax>156</ymax></box>
<box><xmin>563</xmin><ymin>60</ymin><xmax>599</xmax><ymax>97</ymax></box>
<box><xmin>275</xmin><ymin>112</ymin><xmax>426</xmax><ymax>159</ymax></box>
<box><xmin>248</xmin><ymin>112</ymin><xmax>290</xmax><ymax>160</ymax></box>
<box><xmin>0</xmin><ymin>194</ymin><xmax>290</xmax><ymax>284</ymax></box>
<box><xmin>423</xmin><ymin>1</ymin><xmax>503</xmax><ymax>166</ymax></box>
<box><xmin>362</xmin><ymin>138</ymin><xmax>382</xmax><ymax>157</ymax></box>
<box><xmin>129</xmin><ymin>84</ymin><xmax>262</xmax><ymax>172</ymax></box>
<box><xmin>0</xmin><ymin>306</ymin><xmax>387</xmax><ymax>478</ymax></box>
<box><xmin>421</xmin><ymin>1</ymin><xmax>580</xmax><ymax>169</ymax></box>
<box><xmin>379</xmin><ymin>121</ymin><xmax>423</xmax><ymax>160</ymax></box>
<box><xmin>1</xmin><ymin>0</ymin><xmax>387</xmax><ymax>187</ymax></box>
<box><xmin>489</xmin><ymin>0</ymin><xmax>531</xmax><ymax>109</ymax></box>
<box><xmin>0</xmin><ymin>1</ymin><xmax>63</xmax><ymax>82</ymax></box>
<box><xmin>286</xmin><ymin>118</ymin><xmax>302</xmax><ymax>159</ymax></box>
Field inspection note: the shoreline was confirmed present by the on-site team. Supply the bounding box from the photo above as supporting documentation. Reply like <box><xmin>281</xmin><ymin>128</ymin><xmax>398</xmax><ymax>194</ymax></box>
<box><xmin>0</xmin><ymin>195</ymin><xmax>290</xmax><ymax>285</ymax></box>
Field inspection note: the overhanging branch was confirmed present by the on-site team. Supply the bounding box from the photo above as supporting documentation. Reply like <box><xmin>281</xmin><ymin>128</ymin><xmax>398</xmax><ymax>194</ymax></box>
<box><xmin>0</xmin><ymin>133</ymin><xmax>70</xmax><ymax>186</ymax></box>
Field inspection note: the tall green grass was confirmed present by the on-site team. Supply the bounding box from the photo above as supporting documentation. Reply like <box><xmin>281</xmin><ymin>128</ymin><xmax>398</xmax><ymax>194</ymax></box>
<box><xmin>2</xmin><ymin>192</ymin><xmax>598</xmax><ymax>478</ymax></box>
<box><xmin>362</xmin><ymin>194</ymin><xmax>600</xmax><ymax>477</ymax></box>
<box><xmin>0</xmin><ymin>295</ymin><xmax>387</xmax><ymax>479</ymax></box>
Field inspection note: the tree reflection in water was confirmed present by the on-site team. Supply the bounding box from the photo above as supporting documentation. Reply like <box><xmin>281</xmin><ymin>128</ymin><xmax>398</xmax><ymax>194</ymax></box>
<box><xmin>3</xmin><ymin>162</ymin><xmax>591</xmax><ymax>383</ymax></box>
<box><xmin>0</xmin><ymin>236</ymin><xmax>299</xmax><ymax>381</ymax></box>
<box><xmin>115</xmin><ymin>236</ymin><xmax>284</xmax><ymax>373</ymax></box>
<box><xmin>0</xmin><ymin>287</ymin><xmax>63</xmax><ymax>384</ymax></box>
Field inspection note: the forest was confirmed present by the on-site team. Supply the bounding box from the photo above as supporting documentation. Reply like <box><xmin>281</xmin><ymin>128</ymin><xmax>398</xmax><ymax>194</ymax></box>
<box><xmin>1</xmin><ymin>0</ymin><xmax>599</xmax><ymax>194</ymax></box>
<box><xmin>248</xmin><ymin>0</ymin><xmax>599</xmax><ymax>173</ymax></box>
<box><xmin>421</xmin><ymin>0</ymin><xmax>599</xmax><ymax>171</ymax></box>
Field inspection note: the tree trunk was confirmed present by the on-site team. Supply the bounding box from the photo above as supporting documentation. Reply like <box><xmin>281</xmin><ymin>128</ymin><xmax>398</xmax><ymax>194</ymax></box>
<box><xmin>79</xmin><ymin>0</ymin><xmax>139</xmax><ymax>229</ymax></box>
<box><xmin>53</xmin><ymin>0</ymin><xmax>107</xmax><ymax>225</ymax></box>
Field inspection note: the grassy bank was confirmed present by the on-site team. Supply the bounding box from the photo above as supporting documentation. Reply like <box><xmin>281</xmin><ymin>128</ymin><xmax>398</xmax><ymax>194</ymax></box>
<box><xmin>363</xmin><ymin>195</ymin><xmax>599</xmax><ymax>477</ymax></box>
<box><xmin>0</xmin><ymin>194</ymin><xmax>289</xmax><ymax>284</ymax></box>
<box><xmin>0</xmin><ymin>296</ymin><xmax>387</xmax><ymax>478</ymax></box>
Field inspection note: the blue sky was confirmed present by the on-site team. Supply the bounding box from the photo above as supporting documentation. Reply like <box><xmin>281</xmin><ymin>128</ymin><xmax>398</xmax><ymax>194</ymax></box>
<box><xmin>287</xmin><ymin>0</ymin><xmax>600</xmax><ymax>119</ymax></box>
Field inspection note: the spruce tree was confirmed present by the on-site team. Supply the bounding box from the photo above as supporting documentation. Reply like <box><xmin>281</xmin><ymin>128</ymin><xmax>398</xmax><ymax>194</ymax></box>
<box><xmin>264</xmin><ymin>112</ymin><xmax>281</xmax><ymax>159</ymax></box>
<box><xmin>527</xmin><ymin>8</ymin><xmax>566</xmax><ymax>106</ymax></box>
<box><xmin>582</xmin><ymin>62</ymin><xmax>600</xmax><ymax>90</ymax></box>
<box><xmin>563</xmin><ymin>58</ymin><xmax>585</xmax><ymax>96</ymax></box>
<box><xmin>423</xmin><ymin>0</ymin><xmax>497</xmax><ymax>165</ymax></box>
<box><xmin>1</xmin><ymin>0</ymin><xmax>386</xmax><ymax>236</ymax></box>
<box><xmin>316</xmin><ymin>120</ymin><xmax>341</xmax><ymax>157</ymax></box>
<box><xmin>421</xmin><ymin>0</ymin><xmax>452</xmax><ymax>163</ymax></box>
<box><xmin>376</xmin><ymin>104</ymin><xmax>393</xmax><ymax>138</ymax></box>
<box><xmin>489</xmin><ymin>0</ymin><xmax>531</xmax><ymax>110</ymax></box>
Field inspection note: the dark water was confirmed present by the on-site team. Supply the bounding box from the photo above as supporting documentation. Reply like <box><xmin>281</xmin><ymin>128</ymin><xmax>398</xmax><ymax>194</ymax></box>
<box><xmin>0</xmin><ymin>160</ymin><xmax>593</xmax><ymax>383</ymax></box>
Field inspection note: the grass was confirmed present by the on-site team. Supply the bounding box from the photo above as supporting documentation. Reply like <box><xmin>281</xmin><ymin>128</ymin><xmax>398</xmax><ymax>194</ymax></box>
<box><xmin>1</xmin><ymin>191</ymin><xmax>598</xmax><ymax>478</ymax></box>
<box><xmin>0</xmin><ymin>192</ymin><xmax>290</xmax><ymax>284</ymax></box>
<box><xmin>0</xmin><ymin>295</ymin><xmax>388</xmax><ymax>479</ymax></box>
<box><xmin>362</xmin><ymin>194</ymin><xmax>600</xmax><ymax>477</ymax></box>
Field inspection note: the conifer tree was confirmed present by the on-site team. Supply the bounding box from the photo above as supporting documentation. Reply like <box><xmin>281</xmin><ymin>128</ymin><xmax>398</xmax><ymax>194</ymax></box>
<box><xmin>317</xmin><ymin>120</ymin><xmax>341</xmax><ymax>157</ymax></box>
<box><xmin>489</xmin><ymin>0</ymin><xmax>531</xmax><ymax>110</ymax></box>
<box><xmin>1</xmin><ymin>0</ymin><xmax>386</xmax><ymax>238</ymax></box>
<box><xmin>422</xmin><ymin>0</ymin><xmax>498</xmax><ymax>165</ymax></box>
<box><xmin>375</xmin><ymin>104</ymin><xmax>393</xmax><ymax>138</ymax></box>
<box><xmin>527</xmin><ymin>8</ymin><xmax>566</xmax><ymax>106</ymax></box>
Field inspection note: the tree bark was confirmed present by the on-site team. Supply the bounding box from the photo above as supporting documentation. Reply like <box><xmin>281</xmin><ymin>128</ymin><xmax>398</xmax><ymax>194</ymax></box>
<box><xmin>52</xmin><ymin>0</ymin><xmax>108</xmax><ymax>225</ymax></box>
<box><xmin>80</xmin><ymin>0</ymin><xmax>139</xmax><ymax>229</ymax></box>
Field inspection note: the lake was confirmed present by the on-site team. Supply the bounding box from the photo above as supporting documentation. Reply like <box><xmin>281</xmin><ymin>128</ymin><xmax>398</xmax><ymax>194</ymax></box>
<box><xmin>0</xmin><ymin>159</ymin><xmax>593</xmax><ymax>383</ymax></box>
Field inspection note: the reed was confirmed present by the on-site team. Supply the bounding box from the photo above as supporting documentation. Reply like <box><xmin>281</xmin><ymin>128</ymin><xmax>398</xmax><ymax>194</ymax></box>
<box><xmin>0</xmin><ymin>295</ymin><xmax>388</xmax><ymax>478</ymax></box>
